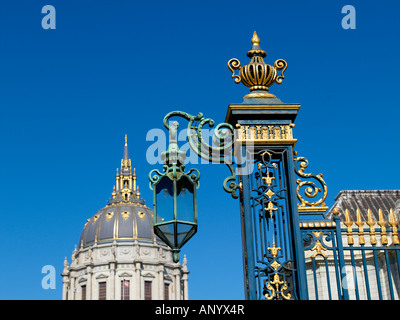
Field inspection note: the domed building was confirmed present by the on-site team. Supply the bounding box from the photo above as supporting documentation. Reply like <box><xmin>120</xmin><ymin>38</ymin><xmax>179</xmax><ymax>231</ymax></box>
<box><xmin>61</xmin><ymin>136</ymin><xmax>189</xmax><ymax>300</ymax></box>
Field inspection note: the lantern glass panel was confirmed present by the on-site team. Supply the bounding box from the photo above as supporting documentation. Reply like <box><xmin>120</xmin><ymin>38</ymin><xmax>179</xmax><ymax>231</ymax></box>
<box><xmin>176</xmin><ymin>176</ymin><xmax>195</xmax><ymax>223</ymax></box>
<box><xmin>177</xmin><ymin>223</ymin><xmax>196</xmax><ymax>247</ymax></box>
<box><xmin>155</xmin><ymin>176</ymin><xmax>174</xmax><ymax>223</ymax></box>
<box><xmin>157</xmin><ymin>223</ymin><xmax>175</xmax><ymax>247</ymax></box>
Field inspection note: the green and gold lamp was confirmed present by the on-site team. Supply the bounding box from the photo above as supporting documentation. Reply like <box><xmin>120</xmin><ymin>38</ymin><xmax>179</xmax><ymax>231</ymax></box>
<box><xmin>149</xmin><ymin>121</ymin><xmax>200</xmax><ymax>263</ymax></box>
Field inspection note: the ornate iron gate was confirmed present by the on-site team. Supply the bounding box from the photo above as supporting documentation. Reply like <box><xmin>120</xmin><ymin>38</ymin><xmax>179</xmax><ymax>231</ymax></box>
<box><xmin>225</xmin><ymin>31</ymin><xmax>400</xmax><ymax>300</ymax></box>
<box><xmin>238</xmin><ymin>147</ymin><xmax>400</xmax><ymax>300</ymax></box>
<box><xmin>239</xmin><ymin>147</ymin><xmax>305</xmax><ymax>300</ymax></box>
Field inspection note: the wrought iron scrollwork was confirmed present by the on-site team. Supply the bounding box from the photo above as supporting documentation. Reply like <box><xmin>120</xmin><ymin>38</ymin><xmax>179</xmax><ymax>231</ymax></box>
<box><xmin>302</xmin><ymin>230</ymin><xmax>334</xmax><ymax>259</ymax></box>
<box><xmin>249</xmin><ymin>149</ymin><xmax>296</xmax><ymax>299</ymax></box>
<box><xmin>263</xmin><ymin>237</ymin><xmax>292</xmax><ymax>300</ymax></box>
<box><xmin>294</xmin><ymin>153</ymin><xmax>328</xmax><ymax>211</ymax></box>
<box><xmin>162</xmin><ymin>111</ymin><xmax>239</xmax><ymax>199</ymax></box>
<box><xmin>227</xmin><ymin>58</ymin><xmax>242</xmax><ymax>84</ymax></box>
<box><xmin>149</xmin><ymin>164</ymin><xmax>200</xmax><ymax>190</ymax></box>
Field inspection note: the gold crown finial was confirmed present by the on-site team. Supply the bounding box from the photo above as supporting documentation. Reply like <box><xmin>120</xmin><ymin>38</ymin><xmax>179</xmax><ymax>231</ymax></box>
<box><xmin>125</xmin><ymin>134</ymin><xmax>128</xmax><ymax>146</ymax></box>
<box><xmin>251</xmin><ymin>31</ymin><xmax>260</xmax><ymax>46</ymax></box>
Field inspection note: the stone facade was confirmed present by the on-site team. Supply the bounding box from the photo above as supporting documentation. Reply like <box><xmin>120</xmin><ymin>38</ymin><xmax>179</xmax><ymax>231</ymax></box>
<box><xmin>62</xmin><ymin>240</ymin><xmax>189</xmax><ymax>300</ymax></box>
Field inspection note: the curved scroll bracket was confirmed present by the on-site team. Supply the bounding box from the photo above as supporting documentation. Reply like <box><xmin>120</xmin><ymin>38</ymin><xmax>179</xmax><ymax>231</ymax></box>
<box><xmin>162</xmin><ymin>111</ymin><xmax>239</xmax><ymax>199</ymax></box>
<box><xmin>274</xmin><ymin>59</ymin><xmax>287</xmax><ymax>85</ymax></box>
<box><xmin>293</xmin><ymin>152</ymin><xmax>328</xmax><ymax>213</ymax></box>
<box><xmin>227</xmin><ymin>58</ymin><xmax>242</xmax><ymax>84</ymax></box>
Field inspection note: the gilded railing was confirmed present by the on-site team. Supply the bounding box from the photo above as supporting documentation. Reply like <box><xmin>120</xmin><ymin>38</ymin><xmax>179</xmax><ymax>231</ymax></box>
<box><xmin>302</xmin><ymin>207</ymin><xmax>400</xmax><ymax>300</ymax></box>
<box><xmin>341</xmin><ymin>208</ymin><xmax>399</xmax><ymax>246</ymax></box>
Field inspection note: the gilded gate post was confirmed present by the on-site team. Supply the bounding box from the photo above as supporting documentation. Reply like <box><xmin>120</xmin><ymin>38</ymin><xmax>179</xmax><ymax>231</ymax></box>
<box><xmin>226</xmin><ymin>32</ymin><xmax>308</xmax><ymax>299</ymax></box>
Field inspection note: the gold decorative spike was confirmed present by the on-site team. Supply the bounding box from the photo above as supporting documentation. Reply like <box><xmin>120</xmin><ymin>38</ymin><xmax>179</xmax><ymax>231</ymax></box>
<box><xmin>344</xmin><ymin>209</ymin><xmax>354</xmax><ymax>245</ymax></box>
<box><xmin>355</xmin><ymin>208</ymin><xmax>365</xmax><ymax>245</ymax></box>
<box><xmin>366</xmin><ymin>208</ymin><xmax>377</xmax><ymax>245</ymax></box>
<box><xmin>265</xmin><ymin>201</ymin><xmax>278</xmax><ymax>220</ymax></box>
<box><xmin>389</xmin><ymin>208</ymin><xmax>399</xmax><ymax>245</ymax></box>
<box><xmin>251</xmin><ymin>31</ymin><xmax>260</xmax><ymax>46</ymax></box>
<box><xmin>378</xmin><ymin>208</ymin><xmax>388</xmax><ymax>245</ymax></box>
<box><xmin>267</xmin><ymin>237</ymin><xmax>281</xmax><ymax>258</ymax></box>
<box><xmin>261</xmin><ymin>167</ymin><xmax>275</xmax><ymax>186</ymax></box>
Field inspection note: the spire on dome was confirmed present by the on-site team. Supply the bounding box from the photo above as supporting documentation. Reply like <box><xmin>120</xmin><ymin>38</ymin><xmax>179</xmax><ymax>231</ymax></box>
<box><xmin>107</xmin><ymin>135</ymin><xmax>143</xmax><ymax>205</ymax></box>
<box><xmin>121</xmin><ymin>134</ymin><xmax>131</xmax><ymax>173</ymax></box>
<box><xmin>124</xmin><ymin>134</ymin><xmax>129</xmax><ymax>161</ymax></box>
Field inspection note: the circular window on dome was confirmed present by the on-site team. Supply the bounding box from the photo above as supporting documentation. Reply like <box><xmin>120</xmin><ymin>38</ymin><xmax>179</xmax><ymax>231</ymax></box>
<box><xmin>138</xmin><ymin>211</ymin><xmax>145</xmax><ymax>220</ymax></box>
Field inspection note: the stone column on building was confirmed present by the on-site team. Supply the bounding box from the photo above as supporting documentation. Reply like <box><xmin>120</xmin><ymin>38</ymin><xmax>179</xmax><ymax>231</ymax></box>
<box><xmin>134</xmin><ymin>262</ymin><xmax>141</xmax><ymax>299</ymax></box>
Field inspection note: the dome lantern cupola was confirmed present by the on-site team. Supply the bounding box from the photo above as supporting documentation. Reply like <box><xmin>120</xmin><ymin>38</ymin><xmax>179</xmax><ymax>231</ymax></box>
<box><xmin>108</xmin><ymin>135</ymin><xmax>142</xmax><ymax>205</ymax></box>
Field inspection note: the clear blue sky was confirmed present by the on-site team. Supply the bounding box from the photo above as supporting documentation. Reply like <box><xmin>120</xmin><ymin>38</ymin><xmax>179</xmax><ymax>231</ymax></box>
<box><xmin>0</xmin><ymin>0</ymin><xmax>399</xmax><ymax>299</ymax></box>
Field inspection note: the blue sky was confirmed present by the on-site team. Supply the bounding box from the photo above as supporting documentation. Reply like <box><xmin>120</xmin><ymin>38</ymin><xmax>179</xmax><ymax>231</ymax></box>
<box><xmin>0</xmin><ymin>0</ymin><xmax>399</xmax><ymax>299</ymax></box>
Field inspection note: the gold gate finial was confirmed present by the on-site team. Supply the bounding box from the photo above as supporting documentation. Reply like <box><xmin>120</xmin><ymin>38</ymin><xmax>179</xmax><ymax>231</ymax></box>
<box><xmin>227</xmin><ymin>31</ymin><xmax>287</xmax><ymax>99</ymax></box>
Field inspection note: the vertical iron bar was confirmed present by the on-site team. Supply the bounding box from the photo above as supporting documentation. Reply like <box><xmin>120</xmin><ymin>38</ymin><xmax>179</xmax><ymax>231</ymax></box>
<box><xmin>173</xmin><ymin>180</ymin><xmax>178</xmax><ymax>250</ymax></box>
<box><xmin>361</xmin><ymin>250</ymin><xmax>371</xmax><ymax>300</ymax></box>
<box><xmin>285</xmin><ymin>147</ymin><xmax>308</xmax><ymax>299</ymax></box>
<box><xmin>330</xmin><ymin>230</ymin><xmax>342</xmax><ymax>300</ymax></box>
<box><xmin>324</xmin><ymin>257</ymin><xmax>332</xmax><ymax>300</ymax></box>
<box><xmin>384</xmin><ymin>250</ymin><xmax>395</xmax><ymax>299</ymax></box>
<box><xmin>239</xmin><ymin>171</ymin><xmax>257</xmax><ymax>300</ymax></box>
<box><xmin>333</xmin><ymin>215</ymin><xmax>349</xmax><ymax>300</ymax></box>
<box><xmin>395</xmin><ymin>249</ymin><xmax>400</xmax><ymax>298</ymax></box>
<box><xmin>373</xmin><ymin>250</ymin><xmax>383</xmax><ymax>300</ymax></box>
<box><xmin>255</xmin><ymin>268</ymin><xmax>262</xmax><ymax>300</ymax></box>
<box><xmin>350</xmin><ymin>250</ymin><xmax>359</xmax><ymax>300</ymax></box>
<box><xmin>312</xmin><ymin>258</ymin><xmax>319</xmax><ymax>300</ymax></box>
